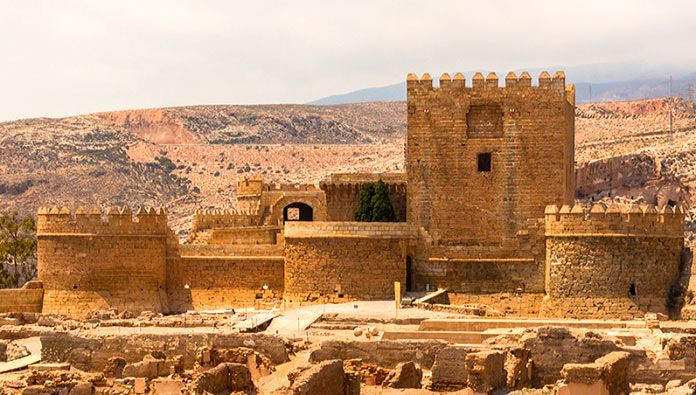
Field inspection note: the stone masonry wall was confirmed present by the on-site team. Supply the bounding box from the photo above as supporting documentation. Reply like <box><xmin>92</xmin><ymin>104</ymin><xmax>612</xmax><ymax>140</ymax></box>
<box><xmin>542</xmin><ymin>203</ymin><xmax>685</xmax><ymax>318</ymax></box>
<box><xmin>283</xmin><ymin>222</ymin><xmax>417</xmax><ymax>305</ymax></box>
<box><xmin>167</xmin><ymin>255</ymin><xmax>284</xmax><ymax>313</ymax></box>
<box><xmin>37</xmin><ymin>207</ymin><xmax>169</xmax><ymax>317</ymax></box>
<box><xmin>414</xmin><ymin>217</ymin><xmax>546</xmax><ymax>312</ymax></box>
<box><xmin>0</xmin><ymin>282</ymin><xmax>43</xmax><ymax>313</ymax></box>
<box><xmin>406</xmin><ymin>71</ymin><xmax>574</xmax><ymax>253</ymax></box>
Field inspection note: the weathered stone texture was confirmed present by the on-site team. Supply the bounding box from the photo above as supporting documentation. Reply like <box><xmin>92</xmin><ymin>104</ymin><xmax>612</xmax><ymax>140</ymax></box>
<box><xmin>167</xmin><ymin>255</ymin><xmax>283</xmax><ymax>313</ymax></box>
<box><xmin>40</xmin><ymin>332</ymin><xmax>289</xmax><ymax>372</ymax></box>
<box><xmin>430</xmin><ymin>345</ymin><xmax>478</xmax><ymax>388</ymax></box>
<box><xmin>287</xmin><ymin>360</ymin><xmax>346</xmax><ymax>395</ymax></box>
<box><xmin>560</xmin><ymin>351</ymin><xmax>631</xmax><ymax>395</ymax></box>
<box><xmin>283</xmin><ymin>222</ymin><xmax>417</xmax><ymax>304</ymax></box>
<box><xmin>543</xmin><ymin>204</ymin><xmax>685</xmax><ymax>318</ymax></box>
<box><xmin>520</xmin><ymin>326</ymin><xmax>641</xmax><ymax>387</ymax></box>
<box><xmin>465</xmin><ymin>350</ymin><xmax>507</xmax><ymax>393</ymax></box>
<box><xmin>191</xmin><ymin>362</ymin><xmax>254</xmax><ymax>394</ymax></box>
<box><xmin>309</xmin><ymin>339</ymin><xmax>447</xmax><ymax>369</ymax></box>
<box><xmin>381</xmin><ymin>361</ymin><xmax>422</xmax><ymax>388</ymax></box>
<box><xmin>37</xmin><ymin>207</ymin><xmax>170</xmax><ymax>317</ymax></box>
<box><xmin>0</xmin><ymin>281</ymin><xmax>43</xmax><ymax>313</ymax></box>
<box><xmin>406</xmin><ymin>72</ymin><xmax>574</xmax><ymax>250</ymax></box>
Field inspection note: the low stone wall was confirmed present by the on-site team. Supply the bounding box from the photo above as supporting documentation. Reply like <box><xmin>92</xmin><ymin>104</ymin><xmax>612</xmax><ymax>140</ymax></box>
<box><xmin>284</xmin><ymin>222</ymin><xmax>417</xmax><ymax>305</ymax></box>
<box><xmin>192</xmin><ymin>226</ymin><xmax>281</xmax><ymax>245</ymax></box>
<box><xmin>446</xmin><ymin>292</ymin><xmax>545</xmax><ymax>316</ymax></box>
<box><xmin>309</xmin><ymin>339</ymin><xmax>447</xmax><ymax>369</ymax></box>
<box><xmin>167</xmin><ymin>255</ymin><xmax>284</xmax><ymax>312</ymax></box>
<box><xmin>40</xmin><ymin>332</ymin><xmax>289</xmax><ymax>372</ymax></box>
<box><xmin>0</xmin><ymin>282</ymin><xmax>43</xmax><ymax>313</ymax></box>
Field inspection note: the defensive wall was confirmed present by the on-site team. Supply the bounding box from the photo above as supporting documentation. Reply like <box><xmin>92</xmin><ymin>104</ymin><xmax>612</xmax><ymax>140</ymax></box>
<box><xmin>37</xmin><ymin>207</ymin><xmax>170</xmax><ymax>317</ymax></box>
<box><xmin>0</xmin><ymin>281</ymin><xmax>43</xmax><ymax>313</ymax></box>
<box><xmin>541</xmin><ymin>203</ymin><xmax>685</xmax><ymax>318</ymax></box>
<box><xmin>406</xmin><ymin>71</ymin><xmax>575</xmax><ymax>253</ymax></box>
<box><xmin>167</xmin><ymin>243</ymin><xmax>284</xmax><ymax>313</ymax></box>
<box><xmin>24</xmin><ymin>70</ymin><xmax>689</xmax><ymax>320</ymax></box>
<box><xmin>283</xmin><ymin>222</ymin><xmax>419</xmax><ymax>306</ymax></box>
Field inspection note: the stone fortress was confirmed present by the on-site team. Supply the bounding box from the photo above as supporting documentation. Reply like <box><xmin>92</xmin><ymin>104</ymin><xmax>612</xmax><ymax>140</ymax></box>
<box><xmin>17</xmin><ymin>71</ymin><xmax>686</xmax><ymax>319</ymax></box>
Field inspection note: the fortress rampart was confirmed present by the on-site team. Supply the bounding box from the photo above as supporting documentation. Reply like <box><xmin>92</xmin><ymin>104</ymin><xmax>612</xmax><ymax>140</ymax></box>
<box><xmin>190</xmin><ymin>209</ymin><xmax>261</xmax><ymax>235</ymax></box>
<box><xmin>283</xmin><ymin>222</ymin><xmax>418</xmax><ymax>306</ymax></box>
<box><xmin>37</xmin><ymin>207</ymin><xmax>170</xmax><ymax>317</ymax></box>
<box><xmin>25</xmin><ymin>70</ymin><xmax>688</xmax><ymax>320</ymax></box>
<box><xmin>542</xmin><ymin>203</ymin><xmax>685</xmax><ymax>318</ymax></box>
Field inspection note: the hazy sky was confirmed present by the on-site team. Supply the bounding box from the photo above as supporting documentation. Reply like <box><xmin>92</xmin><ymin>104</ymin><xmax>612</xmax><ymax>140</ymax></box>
<box><xmin>1</xmin><ymin>0</ymin><xmax>696</xmax><ymax>121</ymax></box>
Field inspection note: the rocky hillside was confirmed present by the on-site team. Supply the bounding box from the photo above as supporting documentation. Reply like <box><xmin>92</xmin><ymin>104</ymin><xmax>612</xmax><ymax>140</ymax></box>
<box><xmin>0</xmin><ymin>102</ymin><xmax>405</xmax><ymax>235</ymax></box>
<box><xmin>1</xmin><ymin>97</ymin><xmax>695</xmax><ymax>237</ymax></box>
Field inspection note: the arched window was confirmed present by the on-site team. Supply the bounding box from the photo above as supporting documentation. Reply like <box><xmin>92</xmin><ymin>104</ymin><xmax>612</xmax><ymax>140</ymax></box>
<box><xmin>283</xmin><ymin>202</ymin><xmax>313</xmax><ymax>222</ymax></box>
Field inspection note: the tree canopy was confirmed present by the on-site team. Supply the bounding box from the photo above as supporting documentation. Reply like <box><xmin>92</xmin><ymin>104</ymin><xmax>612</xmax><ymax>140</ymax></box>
<box><xmin>0</xmin><ymin>211</ymin><xmax>37</xmax><ymax>288</ymax></box>
<box><xmin>354</xmin><ymin>179</ymin><xmax>397</xmax><ymax>222</ymax></box>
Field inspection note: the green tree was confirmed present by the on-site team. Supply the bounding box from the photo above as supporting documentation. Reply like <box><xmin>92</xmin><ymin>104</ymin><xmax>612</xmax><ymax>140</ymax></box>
<box><xmin>0</xmin><ymin>211</ymin><xmax>37</xmax><ymax>288</ymax></box>
<box><xmin>354</xmin><ymin>182</ymin><xmax>375</xmax><ymax>222</ymax></box>
<box><xmin>370</xmin><ymin>179</ymin><xmax>397</xmax><ymax>222</ymax></box>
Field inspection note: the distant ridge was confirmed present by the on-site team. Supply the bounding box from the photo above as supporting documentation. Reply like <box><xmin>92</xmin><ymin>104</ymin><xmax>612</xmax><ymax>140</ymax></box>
<box><xmin>308</xmin><ymin>63</ymin><xmax>696</xmax><ymax>105</ymax></box>
<box><xmin>307</xmin><ymin>82</ymin><xmax>406</xmax><ymax>105</ymax></box>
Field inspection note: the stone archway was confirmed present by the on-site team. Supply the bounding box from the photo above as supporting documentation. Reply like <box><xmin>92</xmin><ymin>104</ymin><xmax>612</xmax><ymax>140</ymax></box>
<box><xmin>283</xmin><ymin>202</ymin><xmax>314</xmax><ymax>222</ymax></box>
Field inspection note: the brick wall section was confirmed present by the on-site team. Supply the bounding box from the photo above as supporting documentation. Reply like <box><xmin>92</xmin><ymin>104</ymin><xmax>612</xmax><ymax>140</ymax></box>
<box><xmin>406</xmin><ymin>72</ymin><xmax>574</xmax><ymax>252</ymax></box>
<box><xmin>415</xmin><ymin>217</ymin><xmax>546</xmax><ymax>298</ymax></box>
<box><xmin>0</xmin><ymin>282</ymin><xmax>43</xmax><ymax>313</ymax></box>
<box><xmin>191</xmin><ymin>226</ymin><xmax>281</xmax><ymax>245</ymax></box>
<box><xmin>37</xmin><ymin>207</ymin><xmax>169</xmax><ymax>317</ymax></box>
<box><xmin>283</xmin><ymin>222</ymin><xmax>417</xmax><ymax>305</ymax></box>
<box><xmin>167</xmin><ymin>256</ymin><xmax>284</xmax><ymax>313</ymax></box>
<box><xmin>542</xmin><ymin>203</ymin><xmax>685</xmax><ymax>318</ymax></box>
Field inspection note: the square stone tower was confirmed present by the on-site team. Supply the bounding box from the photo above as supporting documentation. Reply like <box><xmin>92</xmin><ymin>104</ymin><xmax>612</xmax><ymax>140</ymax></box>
<box><xmin>406</xmin><ymin>71</ymin><xmax>575</xmax><ymax>252</ymax></box>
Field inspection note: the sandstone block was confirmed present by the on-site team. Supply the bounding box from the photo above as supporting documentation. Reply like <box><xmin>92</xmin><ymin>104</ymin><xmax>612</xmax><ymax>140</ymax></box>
<box><xmin>465</xmin><ymin>350</ymin><xmax>506</xmax><ymax>393</ymax></box>
<box><xmin>382</xmin><ymin>361</ymin><xmax>422</xmax><ymax>388</ymax></box>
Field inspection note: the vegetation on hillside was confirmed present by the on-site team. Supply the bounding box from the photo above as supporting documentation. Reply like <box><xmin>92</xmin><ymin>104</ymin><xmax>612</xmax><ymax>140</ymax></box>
<box><xmin>0</xmin><ymin>211</ymin><xmax>37</xmax><ymax>288</ymax></box>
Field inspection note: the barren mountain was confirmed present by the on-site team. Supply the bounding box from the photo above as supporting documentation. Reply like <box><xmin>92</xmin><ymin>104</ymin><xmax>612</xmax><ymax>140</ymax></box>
<box><xmin>1</xmin><ymin>98</ymin><xmax>695</xmax><ymax>238</ymax></box>
<box><xmin>0</xmin><ymin>102</ymin><xmax>405</xmax><ymax>236</ymax></box>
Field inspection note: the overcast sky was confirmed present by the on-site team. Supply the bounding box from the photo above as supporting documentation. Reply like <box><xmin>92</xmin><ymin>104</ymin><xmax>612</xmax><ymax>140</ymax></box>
<box><xmin>1</xmin><ymin>0</ymin><xmax>695</xmax><ymax>121</ymax></box>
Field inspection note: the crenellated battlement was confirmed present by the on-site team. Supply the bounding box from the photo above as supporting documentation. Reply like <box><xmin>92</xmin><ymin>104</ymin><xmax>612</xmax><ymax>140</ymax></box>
<box><xmin>37</xmin><ymin>206</ymin><xmax>168</xmax><ymax>236</ymax></box>
<box><xmin>190</xmin><ymin>209</ymin><xmax>260</xmax><ymax>234</ymax></box>
<box><xmin>407</xmin><ymin>70</ymin><xmax>568</xmax><ymax>93</ymax></box>
<box><xmin>544</xmin><ymin>203</ymin><xmax>685</xmax><ymax>237</ymax></box>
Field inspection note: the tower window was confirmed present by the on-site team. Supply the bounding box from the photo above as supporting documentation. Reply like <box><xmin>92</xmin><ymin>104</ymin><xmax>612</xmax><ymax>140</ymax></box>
<box><xmin>478</xmin><ymin>153</ymin><xmax>492</xmax><ymax>172</ymax></box>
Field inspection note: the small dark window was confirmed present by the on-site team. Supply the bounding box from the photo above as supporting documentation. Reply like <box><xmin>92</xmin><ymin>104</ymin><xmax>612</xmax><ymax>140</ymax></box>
<box><xmin>478</xmin><ymin>153</ymin><xmax>492</xmax><ymax>172</ymax></box>
<box><xmin>629</xmin><ymin>283</ymin><xmax>636</xmax><ymax>296</ymax></box>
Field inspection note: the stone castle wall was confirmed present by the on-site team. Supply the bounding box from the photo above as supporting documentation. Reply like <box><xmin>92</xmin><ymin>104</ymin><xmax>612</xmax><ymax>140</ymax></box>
<box><xmin>190</xmin><ymin>209</ymin><xmax>261</xmax><ymax>236</ymax></box>
<box><xmin>37</xmin><ymin>207</ymin><xmax>170</xmax><ymax>317</ymax></box>
<box><xmin>406</xmin><ymin>71</ymin><xmax>575</xmax><ymax>251</ymax></box>
<box><xmin>167</xmin><ymin>255</ymin><xmax>284</xmax><ymax>313</ymax></box>
<box><xmin>283</xmin><ymin>222</ymin><xmax>418</xmax><ymax>306</ymax></box>
<box><xmin>415</xmin><ymin>217</ymin><xmax>547</xmax><ymax>312</ymax></box>
<box><xmin>0</xmin><ymin>281</ymin><xmax>43</xmax><ymax>313</ymax></box>
<box><xmin>542</xmin><ymin>203</ymin><xmax>685</xmax><ymax>318</ymax></box>
<box><xmin>320</xmin><ymin>173</ymin><xmax>407</xmax><ymax>221</ymax></box>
